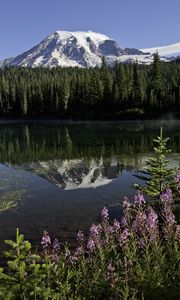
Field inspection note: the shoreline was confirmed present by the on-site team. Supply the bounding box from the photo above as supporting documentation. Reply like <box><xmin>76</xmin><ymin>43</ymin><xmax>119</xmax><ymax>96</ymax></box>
<box><xmin>0</xmin><ymin>118</ymin><xmax>180</xmax><ymax>125</ymax></box>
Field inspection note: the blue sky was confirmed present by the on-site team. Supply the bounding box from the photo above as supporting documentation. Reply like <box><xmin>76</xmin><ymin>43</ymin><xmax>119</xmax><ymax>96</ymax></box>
<box><xmin>0</xmin><ymin>0</ymin><xmax>179</xmax><ymax>60</ymax></box>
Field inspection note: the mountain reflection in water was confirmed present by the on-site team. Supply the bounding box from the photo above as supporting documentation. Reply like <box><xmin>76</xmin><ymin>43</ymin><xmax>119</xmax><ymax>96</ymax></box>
<box><xmin>0</xmin><ymin>121</ymin><xmax>179</xmax><ymax>248</ymax></box>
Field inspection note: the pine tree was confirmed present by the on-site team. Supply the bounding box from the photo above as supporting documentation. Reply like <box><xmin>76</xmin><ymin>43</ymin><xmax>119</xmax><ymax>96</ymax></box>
<box><xmin>134</xmin><ymin>127</ymin><xmax>176</xmax><ymax>197</ymax></box>
<box><xmin>131</xmin><ymin>61</ymin><xmax>143</xmax><ymax>108</ymax></box>
<box><xmin>150</xmin><ymin>52</ymin><xmax>165</xmax><ymax>111</ymax></box>
<box><xmin>21</xmin><ymin>91</ymin><xmax>28</xmax><ymax>116</ymax></box>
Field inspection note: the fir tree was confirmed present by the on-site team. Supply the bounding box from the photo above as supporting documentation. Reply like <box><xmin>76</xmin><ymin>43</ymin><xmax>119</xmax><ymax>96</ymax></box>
<box><xmin>150</xmin><ymin>52</ymin><xmax>165</xmax><ymax>111</ymax></box>
<box><xmin>131</xmin><ymin>61</ymin><xmax>143</xmax><ymax>108</ymax></box>
<box><xmin>134</xmin><ymin>127</ymin><xmax>176</xmax><ymax>197</ymax></box>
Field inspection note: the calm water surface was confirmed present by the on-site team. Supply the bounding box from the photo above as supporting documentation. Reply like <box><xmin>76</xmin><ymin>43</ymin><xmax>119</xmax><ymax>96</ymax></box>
<box><xmin>0</xmin><ymin>120</ymin><xmax>180</xmax><ymax>249</ymax></box>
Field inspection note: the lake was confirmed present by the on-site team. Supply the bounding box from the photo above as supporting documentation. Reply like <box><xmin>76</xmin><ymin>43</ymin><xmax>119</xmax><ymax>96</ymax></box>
<box><xmin>0</xmin><ymin>120</ymin><xmax>180</xmax><ymax>250</ymax></box>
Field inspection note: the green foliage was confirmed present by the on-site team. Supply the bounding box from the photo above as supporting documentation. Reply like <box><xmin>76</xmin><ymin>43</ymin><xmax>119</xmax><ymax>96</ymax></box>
<box><xmin>134</xmin><ymin>127</ymin><xmax>176</xmax><ymax>197</ymax></box>
<box><xmin>0</xmin><ymin>228</ymin><xmax>39</xmax><ymax>299</ymax></box>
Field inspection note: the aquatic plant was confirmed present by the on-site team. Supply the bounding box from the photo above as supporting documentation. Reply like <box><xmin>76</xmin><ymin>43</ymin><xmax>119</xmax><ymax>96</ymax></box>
<box><xmin>0</xmin><ymin>190</ymin><xmax>26</xmax><ymax>212</ymax></box>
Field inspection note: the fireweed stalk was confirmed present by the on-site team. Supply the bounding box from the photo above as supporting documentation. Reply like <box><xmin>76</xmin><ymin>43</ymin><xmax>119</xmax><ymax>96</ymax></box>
<box><xmin>0</xmin><ymin>183</ymin><xmax>179</xmax><ymax>299</ymax></box>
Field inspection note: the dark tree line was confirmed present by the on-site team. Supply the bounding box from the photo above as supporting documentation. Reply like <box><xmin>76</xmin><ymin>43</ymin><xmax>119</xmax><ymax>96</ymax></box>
<box><xmin>1</xmin><ymin>122</ymin><xmax>180</xmax><ymax>164</ymax></box>
<box><xmin>0</xmin><ymin>53</ymin><xmax>180</xmax><ymax>119</ymax></box>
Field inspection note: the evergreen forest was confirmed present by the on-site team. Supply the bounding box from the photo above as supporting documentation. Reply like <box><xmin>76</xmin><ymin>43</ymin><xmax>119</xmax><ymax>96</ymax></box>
<box><xmin>0</xmin><ymin>54</ymin><xmax>180</xmax><ymax>119</ymax></box>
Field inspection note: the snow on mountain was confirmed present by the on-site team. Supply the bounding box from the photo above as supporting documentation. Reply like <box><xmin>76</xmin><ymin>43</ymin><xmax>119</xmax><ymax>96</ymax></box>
<box><xmin>141</xmin><ymin>42</ymin><xmax>180</xmax><ymax>57</ymax></box>
<box><xmin>14</xmin><ymin>155</ymin><xmax>147</xmax><ymax>190</ymax></box>
<box><xmin>0</xmin><ymin>30</ymin><xmax>177</xmax><ymax>68</ymax></box>
<box><xmin>18</xmin><ymin>158</ymin><xmax>115</xmax><ymax>190</ymax></box>
<box><xmin>0</xmin><ymin>30</ymin><xmax>151</xmax><ymax>68</ymax></box>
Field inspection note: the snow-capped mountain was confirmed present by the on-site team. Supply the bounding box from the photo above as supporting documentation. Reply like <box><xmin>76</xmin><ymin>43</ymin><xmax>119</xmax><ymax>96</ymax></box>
<box><xmin>0</xmin><ymin>30</ymin><xmax>177</xmax><ymax>68</ymax></box>
<box><xmin>141</xmin><ymin>42</ymin><xmax>180</xmax><ymax>57</ymax></box>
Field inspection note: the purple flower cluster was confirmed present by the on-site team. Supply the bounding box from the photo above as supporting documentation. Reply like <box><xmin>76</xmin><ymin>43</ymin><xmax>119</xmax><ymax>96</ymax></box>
<box><xmin>77</xmin><ymin>230</ymin><xmax>84</xmax><ymax>243</ymax></box>
<box><xmin>41</xmin><ymin>231</ymin><xmax>51</xmax><ymax>248</ymax></box>
<box><xmin>119</xmin><ymin>228</ymin><xmax>129</xmax><ymax>247</ymax></box>
<box><xmin>39</xmin><ymin>187</ymin><xmax>178</xmax><ymax>271</ymax></box>
<box><xmin>123</xmin><ymin>196</ymin><xmax>131</xmax><ymax>210</ymax></box>
<box><xmin>51</xmin><ymin>238</ymin><xmax>61</xmax><ymax>261</ymax></box>
<box><xmin>51</xmin><ymin>253</ymin><xmax>59</xmax><ymax>262</ymax></box>
<box><xmin>68</xmin><ymin>245</ymin><xmax>84</xmax><ymax>265</ymax></box>
<box><xmin>146</xmin><ymin>207</ymin><xmax>159</xmax><ymax>243</ymax></box>
<box><xmin>113</xmin><ymin>219</ymin><xmax>120</xmax><ymax>232</ymax></box>
<box><xmin>160</xmin><ymin>188</ymin><xmax>176</xmax><ymax>239</ymax></box>
<box><xmin>101</xmin><ymin>207</ymin><xmax>109</xmax><ymax>221</ymax></box>
<box><xmin>107</xmin><ymin>225</ymin><xmax>114</xmax><ymax>235</ymax></box>
<box><xmin>134</xmin><ymin>192</ymin><xmax>146</xmax><ymax>206</ymax></box>
<box><xmin>74</xmin><ymin>246</ymin><xmax>84</xmax><ymax>256</ymax></box>
<box><xmin>107</xmin><ymin>262</ymin><xmax>116</xmax><ymax>280</ymax></box>
<box><xmin>121</xmin><ymin>216</ymin><xmax>128</xmax><ymax>228</ymax></box>
<box><xmin>90</xmin><ymin>224</ymin><xmax>102</xmax><ymax>238</ymax></box>
<box><xmin>137</xmin><ymin>238</ymin><xmax>145</xmax><ymax>250</ymax></box>
<box><xmin>53</xmin><ymin>238</ymin><xmax>60</xmax><ymax>252</ymax></box>
<box><xmin>160</xmin><ymin>188</ymin><xmax>173</xmax><ymax>203</ymax></box>
<box><xmin>175</xmin><ymin>226</ymin><xmax>180</xmax><ymax>240</ymax></box>
<box><xmin>100</xmin><ymin>239</ymin><xmax>106</xmax><ymax>247</ymax></box>
<box><xmin>69</xmin><ymin>255</ymin><xmax>78</xmax><ymax>266</ymax></box>
<box><xmin>132</xmin><ymin>211</ymin><xmax>147</xmax><ymax>234</ymax></box>
<box><xmin>175</xmin><ymin>172</ymin><xmax>180</xmax><ymax>186</ymax></box>
<box><xmin>87</xmin><ymin>239</ymin><xmax>96</xmax><ymax>253</ymax></box>
<box><xmin>41</xmin><ymin>231</ymin><xmax>61</xmax><ymax>261</ymax></box>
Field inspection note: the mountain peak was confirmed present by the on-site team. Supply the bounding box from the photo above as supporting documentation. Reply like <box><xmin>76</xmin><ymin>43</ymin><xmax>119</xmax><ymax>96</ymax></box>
<box><xmin>0</xmin><ymin>30</ymin><xmax>177</xmax><ymax>68</ymax></box>
<box><xmin>53</xmin><ymin>30</ymin><xmax>110</xmax><ymax>41</ymax></box>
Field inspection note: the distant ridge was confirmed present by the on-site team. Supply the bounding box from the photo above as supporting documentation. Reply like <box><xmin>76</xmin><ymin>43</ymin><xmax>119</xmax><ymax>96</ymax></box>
<box><xmin>141</xmin><ymin>42</ymin><xmax>180</xmax><ymax>57</ymax></box>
